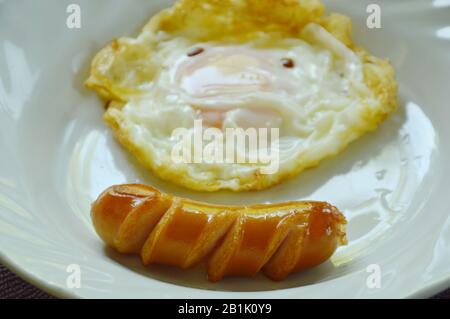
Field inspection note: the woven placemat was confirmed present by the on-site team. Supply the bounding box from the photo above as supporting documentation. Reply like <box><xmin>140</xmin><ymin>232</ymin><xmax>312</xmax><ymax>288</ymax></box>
<box><xmin>1</xmin><ymin>264</ymin><xmax>449</xmax><ymax>299</ymax></box>
<box><xmin>0</xmin><ymin>265</ymin><xmax>55</xmax><ymax>299</ymax></box>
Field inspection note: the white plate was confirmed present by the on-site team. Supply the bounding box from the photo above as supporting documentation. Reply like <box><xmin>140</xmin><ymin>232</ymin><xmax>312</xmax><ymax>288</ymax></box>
<box><xmin>1</xmin><ymin>0</ymin><xmax>449</xmax><ymax>299</ymax></box>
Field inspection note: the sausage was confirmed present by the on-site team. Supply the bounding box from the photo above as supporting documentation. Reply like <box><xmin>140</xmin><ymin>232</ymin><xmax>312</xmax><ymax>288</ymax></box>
<box><xmin>91</xmin><ymin>184</ymin><xmax>347</xmax><ymax>282</ymax></box>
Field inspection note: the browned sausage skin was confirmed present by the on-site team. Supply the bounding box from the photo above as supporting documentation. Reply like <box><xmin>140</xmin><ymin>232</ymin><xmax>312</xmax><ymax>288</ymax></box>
<box><xmin>91</xmin><ymin>184</ymin><xmax>347</xmax><ymax>281</ymax></box>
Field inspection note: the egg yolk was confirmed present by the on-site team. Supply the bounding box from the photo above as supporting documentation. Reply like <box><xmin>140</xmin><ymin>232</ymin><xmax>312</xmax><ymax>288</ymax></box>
<box><xmin>175</xmin><ymin>49</ymin><xmax>276</xmax><ymax>98</ymax></box>
<box><xmin>173</xmin><ymin>47</ymin><xmax>287</xmax><ymax>129</ymax></box>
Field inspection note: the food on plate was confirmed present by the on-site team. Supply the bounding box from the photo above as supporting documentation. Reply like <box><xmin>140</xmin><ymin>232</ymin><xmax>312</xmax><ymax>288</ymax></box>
<box><xmin>85</xmin><ymin>0</ymin><xmax>398</xmax><ymax>191</ymax></box>
<box><xmin>91</xmin><ymin>184</ymin><xmax>347</xmax><ymax>281</ymax></box>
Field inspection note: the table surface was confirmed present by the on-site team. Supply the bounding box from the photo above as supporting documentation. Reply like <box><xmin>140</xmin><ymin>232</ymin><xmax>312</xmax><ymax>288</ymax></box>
<box><xmin>1</xmin><ymin>264</ymin><xmax>449</xmax><ymax>299</ymax></box>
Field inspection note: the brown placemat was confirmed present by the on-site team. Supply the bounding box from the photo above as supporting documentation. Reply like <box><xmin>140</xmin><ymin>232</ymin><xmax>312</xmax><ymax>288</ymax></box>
<box><xmin>0</xmin><ymin>264</ymin><xmax>449</xmax><ymax>299</ymax></box>
<box><xmin>0</xmin><ymin>265</ymin><xmax>55</xmax><ymax>299</ymax></box>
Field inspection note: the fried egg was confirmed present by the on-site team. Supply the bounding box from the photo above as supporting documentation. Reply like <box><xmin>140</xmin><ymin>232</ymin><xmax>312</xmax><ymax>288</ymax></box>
<box><xmin>86</xmin><ymin>0</ymin><xmax>398</xmax><ymax>191</ymax></box>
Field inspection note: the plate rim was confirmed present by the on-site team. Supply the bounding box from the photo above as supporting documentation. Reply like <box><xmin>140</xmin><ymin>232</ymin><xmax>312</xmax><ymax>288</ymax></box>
<box><xmin>2</xmin><ymin>250</ymin><xmax>450</xmax><ymax>299</ymax></box>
